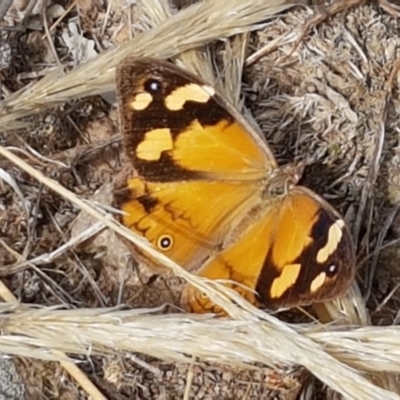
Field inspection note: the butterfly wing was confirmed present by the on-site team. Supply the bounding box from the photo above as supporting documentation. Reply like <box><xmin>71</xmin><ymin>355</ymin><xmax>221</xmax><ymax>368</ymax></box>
<box><xmin>114</xmin><ymin>58</ymin><xmax>276</xmax><ymax>271</ymax></box>
<box><xmin>114</xmin><ymin>173</ymin><xmax>264</xmax><ymax>271</ymax></box>
<box><xmin>181</xmin><ymin>186</ymin><xmax>356</xmax><ymax>313</ymax></box>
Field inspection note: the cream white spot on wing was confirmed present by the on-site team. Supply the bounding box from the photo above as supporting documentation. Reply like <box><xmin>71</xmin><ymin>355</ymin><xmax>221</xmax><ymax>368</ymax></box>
<box><xmin>316</xmin><ymin>219</ymin><xmax>345</xmax><ymax>264</ymax></box>
<box><xmin>136</xmin><ymin>128</ymin><xmax>173</xmax><ymax>161</ymax></box>
<box><xmin>270</xmin><ymin>264</ymin><xmax>301</xmax><ymax>299</ymax></box>
<box><xmin>130</xmin><ymin>92</ymin><xmax>153</xmax><ymax>110</ymax></box>
<box><xmin>310</xmin><ymin>272</ymin><xmax>327</xmax><ymax>293</ymax></box>
<box><xmin>165</xmin><ymin>84</ymin><xmax>215</xmax><ymax>111</ymax></box>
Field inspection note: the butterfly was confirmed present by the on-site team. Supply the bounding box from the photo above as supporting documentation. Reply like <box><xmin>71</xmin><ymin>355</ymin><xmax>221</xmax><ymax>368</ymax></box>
<box><xmin>113</xmin><ymin>57</ymin><xmax>356</xmax><ymax>314</ymax></box>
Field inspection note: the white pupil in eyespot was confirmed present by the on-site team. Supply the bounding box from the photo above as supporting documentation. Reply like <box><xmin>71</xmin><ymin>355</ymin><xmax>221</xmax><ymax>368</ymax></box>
<box><xmin>149</xmin><ymin>81</ymin><xmax>159</xmax><ymax>92</ymax></box>
<box><xmin>158</xmin><ymin>235</ymin><xmax>172</xmax><ymax>250</ymax></box>
<box><xmin>328</xmin><ymin>265</ymin><xmax>336</xmax><ymax>273</ymax></box>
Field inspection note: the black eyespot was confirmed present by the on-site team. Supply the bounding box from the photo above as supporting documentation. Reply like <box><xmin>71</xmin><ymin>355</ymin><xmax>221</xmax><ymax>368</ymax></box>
<box><xmin>157</xmin><ymin>235</ymin><xmax>173</xmax><ymax>251</ymax></box>
<box><xmin>327</xmin><ymin>264</ymin><xmax>337</xmax><ymax>276</ymax></box>
<box><xmin>200</xmin><ymin>292</ymin><xmax>208</xmax><ymax>300</ymax></box>
<box><xmin>145</xmin><ymin>79</ymin><xmax>161</xmax><ymax>93</ymax></box>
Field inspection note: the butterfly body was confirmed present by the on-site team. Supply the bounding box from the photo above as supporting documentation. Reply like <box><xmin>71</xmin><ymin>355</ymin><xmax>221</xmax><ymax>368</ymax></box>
<box><xmin>114</xmin><ymin>57</ymin><xmax>356</xmax><ymax>313</ymax></box>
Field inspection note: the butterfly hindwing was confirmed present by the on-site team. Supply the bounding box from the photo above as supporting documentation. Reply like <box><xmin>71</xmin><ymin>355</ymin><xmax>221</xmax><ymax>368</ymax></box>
<box><xmin>181</xmin><ymin>187</ymin><xmax>355</xmax><ymax>313</ymax></box>
<box><xmin>113</xmin><ymin>169</ymin><xmax>263</xmax><ymax>271</ymax></box>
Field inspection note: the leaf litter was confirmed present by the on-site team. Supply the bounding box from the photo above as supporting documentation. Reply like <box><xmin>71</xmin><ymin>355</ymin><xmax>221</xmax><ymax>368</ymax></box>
<box><xmin>2</xmin><ymin>0</ymin><xmax>400</xmax><ymax>399</ymax></box>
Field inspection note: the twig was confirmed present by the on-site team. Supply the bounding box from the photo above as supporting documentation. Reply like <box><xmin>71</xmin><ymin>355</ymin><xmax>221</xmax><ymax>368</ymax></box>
<box><xmin>42</xmin><ymin>0</ymin><xmax>62</xmax><ymax>66</ymax></box>
<box><xmin>21</xmin><ymin>0</ymin><xmax>39</xmax><ymax>26</ymax></box>
<box><xmin>0</xmin><ymin>221</ymin><xmax>105</xmax><ymax>276</ymax></box>
<box><xmin>0</xmin><ymin>224</ymin><xmax>106</xmax><ymax>398</ymax></box>
<box><xmin>41</xmin><ymin>0</ymin><xmax>77</xmax><ymax>40</ymax></box>
<box><xmin>0</xmin><ymin>0</ymin><xmax>12</xmax><ymax>23</ymax></box>
<box><xmin>0</xmin><ymin>276</ymin><xmax>107</xmax><ymax>399</ymax></box>
<box><xmin>183</xmin><ymin>359</ymin><xmax>195</xmax><ymax>400</ymax></box>
<box><xmin>353</xmin><ymin>61</ymin><xmax>400</xmax><ymax>246</ymax></box>
<box><xmin>365</xmin><ymin>202</ymin><xmax>400</xmax><ymax>302</ymax></box>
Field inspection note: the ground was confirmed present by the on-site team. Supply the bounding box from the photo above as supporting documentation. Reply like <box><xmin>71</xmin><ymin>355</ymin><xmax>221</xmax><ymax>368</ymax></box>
<box><xmin>1</xmin><ymin>0</ymin><xmax>400</xmax><ymax>399</ymax></box>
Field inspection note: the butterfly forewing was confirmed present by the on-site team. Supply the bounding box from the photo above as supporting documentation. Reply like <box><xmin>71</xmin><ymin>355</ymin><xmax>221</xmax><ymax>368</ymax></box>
<box><xmin>116</xmin><ymin>57</ymin><xmax>276</xmax><ymax>182</ymax></box>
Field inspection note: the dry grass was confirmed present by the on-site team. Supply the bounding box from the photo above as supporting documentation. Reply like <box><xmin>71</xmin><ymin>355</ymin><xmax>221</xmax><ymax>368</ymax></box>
<box><xmin>0</xmin><ymin>0</ymin><xmax>292</xmax><ymax>130</ymax></box>
<box><xmin>2</xmin><ymin>0</ymin><xmax>400</xmax><ymax>399</ymax></box>
<box><xmin>0</xmin><ymin>303</ymin><xmax>399</xmax><ymax>397</ymax></box>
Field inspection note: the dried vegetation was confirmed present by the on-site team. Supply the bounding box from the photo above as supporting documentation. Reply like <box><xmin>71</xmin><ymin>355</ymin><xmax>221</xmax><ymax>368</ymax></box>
<box><xmin>1</xmin><ymin>0</ymin><xmax>400</xmax><ymax>399</ymax></box>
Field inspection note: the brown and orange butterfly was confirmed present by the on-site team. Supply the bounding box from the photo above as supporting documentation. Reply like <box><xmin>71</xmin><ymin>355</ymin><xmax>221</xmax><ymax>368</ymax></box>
<box><xmin>113</xmin><ymin>57</ymin><xmax>356</xmax><ymax>314</ymax></box>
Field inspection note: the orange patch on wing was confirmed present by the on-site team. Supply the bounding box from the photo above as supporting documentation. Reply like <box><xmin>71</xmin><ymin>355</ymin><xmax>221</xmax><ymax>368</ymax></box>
<box><xmin>269</xmin><ymin>192</ymin><xmax>319</xmax><ymax>270</ymax></box>
<box><xmin>182</xmin><ymin>209</ymin><xmax>277</xmax><ymax>313</ymax></box>
<box><xmin>126</xmin><ymin>177</ymin><xmax>146</xmax><ymax>196</ymax></box>
<box><xmin>119</xmin><ymin>179</ymin><xmax>261</xmax><ymax>270</ymax></box>
<box><xmin>173</xmin><ymin>119</ymin><xmax>272</xmax><ymax>177</ymax></box>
